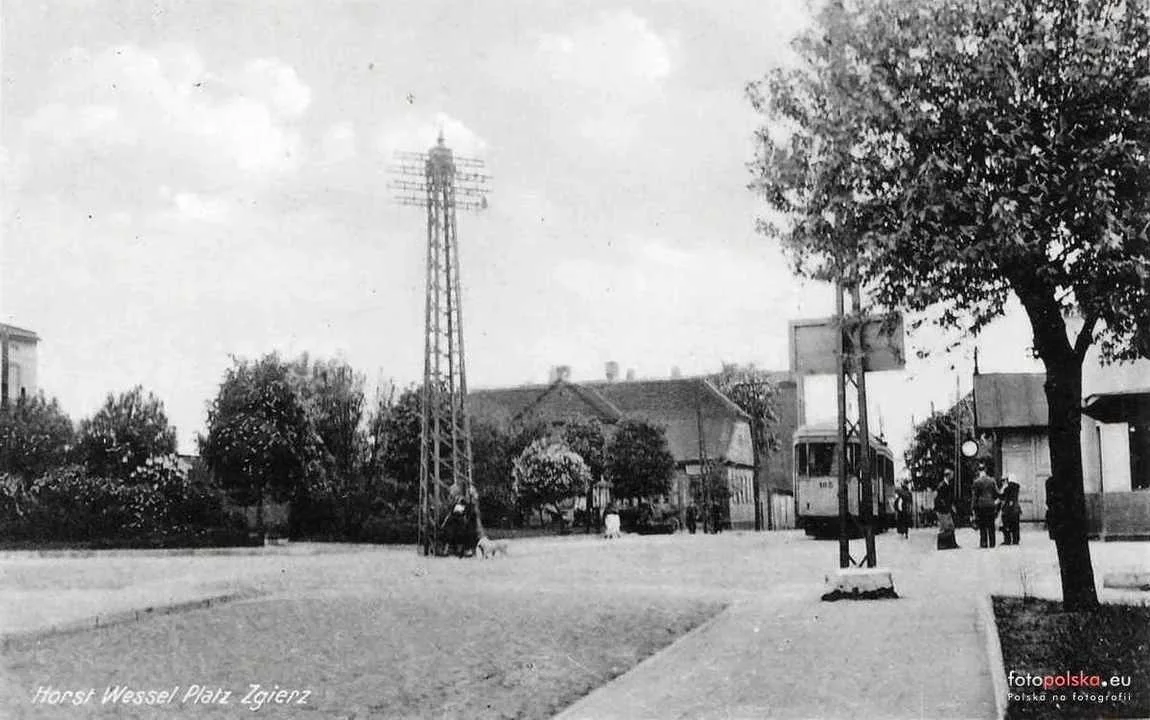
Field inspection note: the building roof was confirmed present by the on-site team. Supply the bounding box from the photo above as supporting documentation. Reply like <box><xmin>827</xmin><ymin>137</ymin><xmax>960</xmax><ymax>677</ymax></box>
<box><xmin>973</xmin><ymin>373</ymin><xmax>1048</xmax><ymax>429</ymax></box>
<box><xmin>467</xmin><ymin>376</ymin><xmax>753</xmax><ymax>465</ymax></box>
<box><xmin>0</xmin><ymin>324</ymin><xmax>40</xmax><ymax>342</ymax></box>
<box><xmin>1082</xmin><ymin>387</ymin><xmax>1150</xmax><ymax>424</ymax></box>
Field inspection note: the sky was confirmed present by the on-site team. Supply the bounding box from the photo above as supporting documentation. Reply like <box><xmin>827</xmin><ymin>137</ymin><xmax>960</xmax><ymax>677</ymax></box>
<box><xmin>0</xmin><ymin>0</ymin><xmax>1045</xmax><ymax>461</ymax></box>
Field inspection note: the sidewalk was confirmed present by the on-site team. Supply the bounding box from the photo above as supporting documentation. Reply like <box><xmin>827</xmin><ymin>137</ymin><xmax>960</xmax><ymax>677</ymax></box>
<box><xmin>555</xmin><ymin>527</ymin><xmax>1145</xmax><ymax>720</ymax></box>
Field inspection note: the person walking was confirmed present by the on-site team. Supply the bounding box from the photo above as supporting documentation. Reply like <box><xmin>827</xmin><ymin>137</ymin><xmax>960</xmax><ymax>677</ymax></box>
<box><xmin>971</xmin><ymin>462</ymin><xmax>1001</xmax><ymax>549</ymax></box>
<box><xmin>935</xmin><ymin>470</ymin><xmax>959</xmax><ymax>550</ymax></box>
<box><xmin>685</xmin><ymin>503</ymin><xmax>698</xmax><ymax>534</ymax></box>
<box><xmin>894</xmin><ymin>480</ymin><xmax>913</xmax><ymax>538</ymax></box>
<box><xmin>1000</xmin><ymin>475</ymin><xmax>1021</xmax><ymax>545</ymax></box>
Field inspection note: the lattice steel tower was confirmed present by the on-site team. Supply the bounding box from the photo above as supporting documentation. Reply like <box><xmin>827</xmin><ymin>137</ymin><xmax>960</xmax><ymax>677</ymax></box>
<box><xmin>392</xmin><ymin>133</ymin><xmax>489</xmax><ymax>555</ymax></box>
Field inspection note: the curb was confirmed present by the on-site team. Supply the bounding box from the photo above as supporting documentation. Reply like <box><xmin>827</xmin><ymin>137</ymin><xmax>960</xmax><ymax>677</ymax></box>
<box><xmin>978</xmin><ymin>595</ymin><xmax>1009</xmax><ymax>720</ymax></box>
<box><xmin>1</xmin><ymin>589</ymin><xmax>260</xmax><ymax>649</ymax></box>
<box><xmin>0</xmin><ymin>543</ymin><xmax>395</xmax><ymax>559</ymax></box>
<box><xmin>552</xmin><ymin>603</ymin><xmax>733</xmax><ymax>720</ymax></box>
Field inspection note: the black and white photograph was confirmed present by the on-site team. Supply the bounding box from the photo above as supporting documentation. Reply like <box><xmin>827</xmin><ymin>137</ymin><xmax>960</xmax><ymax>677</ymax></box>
<box><xmin>2</xmin><ymin>0</ymin><xmax>1149</xmax><ymax>718</ymax></box>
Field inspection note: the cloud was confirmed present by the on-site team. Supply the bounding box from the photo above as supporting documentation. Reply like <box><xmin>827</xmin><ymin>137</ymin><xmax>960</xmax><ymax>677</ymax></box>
<box><xmin>537</xmin><ymin>10</ymin><xmax>674</xmax><ymax>92</ymax></box>
<box><xmin>230</xmin><ymin>58</ymin><xmax>311</xmax><ymax>118</ymax></box>
<box><xmin>529</xmin><ymin>10</ymin><xmax>677</xmax><ymax>148</ymax></box>
<box><xmin>21</xmin><ymin>44</ymin><xmax>309</xmax><ymax>186</ymax></box>
<box><xmin>377</xmin><ymin>111</ymin><xmax>487</xmax><ymax>159</ymax></box>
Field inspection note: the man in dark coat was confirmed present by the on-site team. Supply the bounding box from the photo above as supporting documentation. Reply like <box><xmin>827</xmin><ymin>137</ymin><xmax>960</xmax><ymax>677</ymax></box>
<box><xmin>971</xmin><ymin>462</ymin><xmax>1001</xmax><ymax>548</ymax></box>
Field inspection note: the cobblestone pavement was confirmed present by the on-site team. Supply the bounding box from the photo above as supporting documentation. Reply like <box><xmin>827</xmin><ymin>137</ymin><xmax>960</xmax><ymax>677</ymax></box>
<box><xmin>1</xmin><ymin>527</ymin><xmax>1146</xmax><ymax>719</ymax></box>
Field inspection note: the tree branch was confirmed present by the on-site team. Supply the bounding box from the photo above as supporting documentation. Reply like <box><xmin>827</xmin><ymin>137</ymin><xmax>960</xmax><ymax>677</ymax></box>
<box><xmin>1074</xmin><ymin>313</ymin><xmax>1098</xmax><ymax>361</ymax></box>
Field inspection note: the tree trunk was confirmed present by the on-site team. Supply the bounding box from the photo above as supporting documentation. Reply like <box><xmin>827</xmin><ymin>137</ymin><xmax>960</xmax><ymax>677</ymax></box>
<box><xmin>1043</xmin><ymin>357</ymin><xmax>1098</xmax><ymax>610</ymax></box>
<box><xmin>752</xmin><ymin>434</ymin><xmax>763</xmax><ymax>531</ymax></box>
<box><xmin>256</xmin><ymin>492</ymin><xmax>266</xmax><ymax>545</ymax></box>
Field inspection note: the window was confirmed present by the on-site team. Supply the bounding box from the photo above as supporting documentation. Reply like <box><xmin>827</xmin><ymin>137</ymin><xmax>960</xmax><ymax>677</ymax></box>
<box><xmin>808</xmin><ymin>443</ymin><xmax>835</xmax><ymax>476</ymax></box>
<box><xmin>795</xmin><ymin>443</ymin><xmax>808</xmax><ymax>477</ymax></box>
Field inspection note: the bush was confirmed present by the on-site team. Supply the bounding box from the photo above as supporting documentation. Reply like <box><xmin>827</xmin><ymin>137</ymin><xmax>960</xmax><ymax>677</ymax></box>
<box><xmin>0</xmin><ymin>459</ymin><xmax>236</xmax><ymax>545</ymax></box>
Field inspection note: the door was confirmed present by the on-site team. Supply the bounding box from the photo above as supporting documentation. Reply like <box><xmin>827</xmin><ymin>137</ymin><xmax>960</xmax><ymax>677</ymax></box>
<box><xmin>1002</xmin><ymin>434</ymin><xmax>1043</xmax><ymax>521</ymax></box>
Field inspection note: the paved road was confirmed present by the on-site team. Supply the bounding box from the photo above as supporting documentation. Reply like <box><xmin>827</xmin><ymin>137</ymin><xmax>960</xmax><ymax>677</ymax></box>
<box><xmin>2</xmin><ymin>527</ymin><xmax>1146</xmax><ymax>719</ymax></box>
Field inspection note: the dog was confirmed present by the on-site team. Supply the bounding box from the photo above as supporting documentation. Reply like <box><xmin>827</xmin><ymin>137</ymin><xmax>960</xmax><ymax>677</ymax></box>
<box><xmin>476</xmin><ymin>536</ymin><xmax>509</xmax><ymax>559</ymax></box>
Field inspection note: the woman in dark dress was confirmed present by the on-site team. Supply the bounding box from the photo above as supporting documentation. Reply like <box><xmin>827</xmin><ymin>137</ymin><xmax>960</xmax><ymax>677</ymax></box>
<box><xmin>1000</xmin><ymin>475</ymin><xmax>1021</xmax><ymax>545</ymax></box>
<box><xmin>894</xmin><ymin>481</ymin><xmax>913</xmax><ymax>538</ymax></box>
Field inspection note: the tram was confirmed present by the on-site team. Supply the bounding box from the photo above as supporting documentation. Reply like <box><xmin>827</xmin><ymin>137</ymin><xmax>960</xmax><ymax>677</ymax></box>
<box><xmin>793</xmin><ymin>423</ymin><xmax>896</xmax><ymax>538</ymax></box>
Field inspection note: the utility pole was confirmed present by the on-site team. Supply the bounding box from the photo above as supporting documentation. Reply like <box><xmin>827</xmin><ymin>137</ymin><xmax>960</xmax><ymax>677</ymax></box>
<box><xmin>836</xmin><ymin>282</ymin><xmax>877</xmax><ymax>568</ymax></box>
<box><xmin>696</xmin><ymin>397</ymin><xmax>712</xmax><ymax>533</ymax></box>
<box><xmin>391</xmin><ymin>133</ymin><xmax>490</xmax><ymax>556</ymax></box>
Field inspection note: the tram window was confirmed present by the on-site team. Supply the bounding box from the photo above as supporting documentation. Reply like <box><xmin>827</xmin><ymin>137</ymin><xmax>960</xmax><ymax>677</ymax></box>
<box><xmin>808</xmin><ymin>443</ymin><xmax>835</xmax><ymax>476</ymax></box>
<box><xmin>796</xmin><ymin>443</ymin><xmax>808</xmax><ymax>476</ymax></box>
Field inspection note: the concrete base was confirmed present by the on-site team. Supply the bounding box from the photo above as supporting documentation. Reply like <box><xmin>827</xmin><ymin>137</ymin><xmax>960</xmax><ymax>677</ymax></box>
<box><xmin>821</xmin><ymin>567</ymin><xmax>898</xmax><ymax>601</ymax></box>
<box><xmin>1102</xmin><ymin>571</ymin><xmax>1150</xmax><ymax>591</ymax></box>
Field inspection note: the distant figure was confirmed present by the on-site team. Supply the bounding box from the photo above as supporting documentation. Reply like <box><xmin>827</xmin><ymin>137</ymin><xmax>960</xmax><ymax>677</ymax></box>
<box><xmin>935</xmin><ymin>470</ymin><xmax>959</xmax><ymax>550</ymax></box>
<box><xmin>1000</xmin><ymin>475</ymin><xmax>1021</xmax><ymax>546</ymax></box>
<box><xmin>971</xmin><ymin>462</ymin><xmax>1000</xmax><ymax>549</ymax></box>
<box><xmin>710</xmin><ymin>503</ymin><xmax>724</xmax><ymax>534</ymax></box>
<box><xmin>894</xmin><ymin>481</ymin><xmax>913</xmax><ymax>539</ymax></box>
<box><xmin>686</xmin><ymin>504</ymin><xmax>698</xmax><ymax>534</ymax></box>
<box><xmin>604</xmin><ymin>502</ymin><xmax>621</xmax><ymax>539</ymax></box>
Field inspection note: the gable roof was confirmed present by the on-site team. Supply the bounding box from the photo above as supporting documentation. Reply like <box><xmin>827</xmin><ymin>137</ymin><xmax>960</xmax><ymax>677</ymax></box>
<box><xmin>467</xmin><ymin>376</ymin><xmax>752</xmax><ymax>464</ymax></box>
<box><xmin>973</xmin><ymin>373</ymin><xmax>1048</xmax><ymax>429</ymax></box>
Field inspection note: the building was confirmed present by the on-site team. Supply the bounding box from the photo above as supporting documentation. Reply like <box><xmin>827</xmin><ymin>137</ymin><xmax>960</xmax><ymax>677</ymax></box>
<box><xmin>468</xmin><ymin>367</ymin><xmax>800</xmax><ymax>530</ymax></box>
<box><xmin>972</xmin><ymin>373</ymin><xmax>1051</xmax><ymax>522</ymax></box>
<box><xmin>1080</xmin><ymin>357</ymin><xmax>1150</xmax><ymax>539</ymax></box>
<box><xmin>973</xmin><ymin>360</ymin><xmax>1150</xmax><ymax>538</ymax></box>
<box><xmin>0</xmin><ymin>324</ymin><xmax>40</xmax><ymax>406</ymax></box>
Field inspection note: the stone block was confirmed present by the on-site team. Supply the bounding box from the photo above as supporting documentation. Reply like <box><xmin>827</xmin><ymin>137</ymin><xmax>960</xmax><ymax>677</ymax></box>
<box><xmin>821</xmin><ymin>568</ymin><xmax>898</xmax><ymax>601</ymax></box>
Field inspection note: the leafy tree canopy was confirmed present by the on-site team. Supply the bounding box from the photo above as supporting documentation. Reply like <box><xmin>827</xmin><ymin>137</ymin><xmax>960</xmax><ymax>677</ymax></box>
<box><xmin>606</xmin><ymin>418</ymin><xmax>675</xmax><ymax>500</ymax></box>
<box><xmin>512</xmin><ymin>438</ymin><xmax>591</xmax><ymax>515</ymax></box>
<box><xmin>0</xmin><ymin>392</ymin><xmax>74</xmax><ymax>483</ymax></box>
<box><xmin>199</xmin><ymin>354</ymin><xmax>320</xmax><ymax>508</ymax></box>
<box><xmin>77</xmin><ymin>386</ymin><xmax>177</xmax><ymax>482</ymax></box>
<box><xmin>748</xmin><ymin>0</ymin><xmax>1150</xmax><ymax>362</ymax></box>
<box><xmin>712</xmin><ymin>364</ymin><xmax>781</xmax><ymax>457</ymax></box>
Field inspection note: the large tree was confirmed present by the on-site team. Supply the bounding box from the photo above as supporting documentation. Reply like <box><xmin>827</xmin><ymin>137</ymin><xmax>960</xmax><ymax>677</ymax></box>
<box><xmin>0</xmin><ymin>392</ymin><xmax>74</xmax><ymax>485</ymax></box>
<box><xmin>560</xmin><ymin>418</ymin><xmax>608</xmax><ymax>531</ymax></box>
<box><xmin>512</xmin><ymin>438</ymin><xmax>591</xmax><ymax>525</ymax></box>
<box><xmin>605</xmin><ymin>419</ymin><xmax>675</xmax><ymax>502</ymax></box>
<box><xmin>712</xmin><ymin>364</ymin><xmax>780</xmax><ymax>530</ymax></box>
<box><xmin>199</xmin><ymin>354</ymin><xmax>320</xmax><ymax>534</ymax></box>
<box><xmin>77</xmin><ymin>386</ymin><xmax>178</xmax><ymax>482</ymax></box>
<box><xmin>288</xmin><ymin>355</ymin><xmax>368</xmax><ymax>535</ymax></box>
<box><xmin>748</xmin><ymin>0</ymin><xmax>1150</xmax><ymax>608</ymax></box>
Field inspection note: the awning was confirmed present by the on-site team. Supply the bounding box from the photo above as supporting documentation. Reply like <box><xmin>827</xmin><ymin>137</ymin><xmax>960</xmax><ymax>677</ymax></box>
<box><xmin>1082</xmin><ymin>387</ymin><xmax>1150</xmax><ymax>424</ymax></box>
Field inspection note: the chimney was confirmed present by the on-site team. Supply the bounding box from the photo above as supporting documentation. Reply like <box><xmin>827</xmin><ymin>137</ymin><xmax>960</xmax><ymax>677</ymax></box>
<box><xmin>605</xmin><ymin>361</ymin><xmax>619</xmax><ymax>383</ymax></box>
<box><xmin>625</xmin><ymin>368</ymin><xmax>636</xmax><ymax>381</ymax></box>
<box><xmin>550</xmin><ymin>365</ymin><xmax>571</xmax><ymax>383</ymax></box>
<box><xmin>670</xmin><ymin>366</ymin><xmax>682</xmax><ymax>379</ymax></box>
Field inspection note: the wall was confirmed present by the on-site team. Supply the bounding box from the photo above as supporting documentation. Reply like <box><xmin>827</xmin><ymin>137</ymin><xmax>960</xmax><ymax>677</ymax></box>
<box><xmin>726</xmin><ymin>466</ymin><xmax>755</xmax><ymax>529</ymax></box>
<box><xmin>1085</xmin><ymin>492</ymin><xmax>1150</xmax><ymax>539</ymax></box>
<box><xmin>761</xmin><ymin>379</ymin><xmax>798</xmax><ymax>495</ymax></box>
<box><xmin>4</xmin><ymin>337</ymin><xmax>38</xmax><ymax>403</ymax></box>
<box><xmin>997</xmin><ymin>430</ymin><xmax>1049</xmax><ymax>521</ymax></box>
